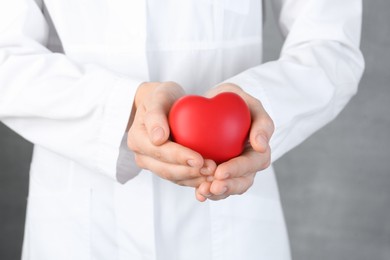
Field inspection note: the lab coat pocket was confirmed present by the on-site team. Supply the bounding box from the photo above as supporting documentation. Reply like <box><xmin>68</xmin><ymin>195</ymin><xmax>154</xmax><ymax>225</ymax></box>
<box><xmin>26</xmin><ymin>189</ymin><xmax>91</xmax><ymax>260</ymax></box>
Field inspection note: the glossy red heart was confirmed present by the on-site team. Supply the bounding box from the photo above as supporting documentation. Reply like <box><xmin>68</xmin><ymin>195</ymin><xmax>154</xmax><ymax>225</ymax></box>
<box><xmin>168</xmin><ymin>92</ymin><xmax>251</xmax><ymax>164</ymax></box>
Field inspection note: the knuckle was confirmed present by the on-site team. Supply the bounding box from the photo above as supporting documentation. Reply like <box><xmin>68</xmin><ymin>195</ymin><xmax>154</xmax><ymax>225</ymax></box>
<box><xmin>259</xmin><ymin>115</ymin><xmax>274</xmax><ymax>134</ymax></box>
<box><xmin>237</xmin><ymin>184</ymin><xmax>247</xmax><ymax>195</ymax></box>
<box><xmin>211</xmin><ymin>195</ymin><xmax>230</xmax><ymax>201</ymax></box>
<box><xmin>175</xmin><ymin>180</ymin><xmax>186</xmax><ymax>187</ymax></box>
<box><xmin>260</xmin><ymin>152</ymin><xmax>272</xmax><ymax>169</ymax></box>
<box><xmin>247</xmin><ymin>176</ymin><xmax>255</xmax><ymax>188</ymax></box>
<box><xmin>262</xmin><ymin>158</ymin><xmax>271</xmax><ymax>169</ymax></box>
<box><xmin>152</xmin><ymin>149</ymin><xmax>163</xmax><ymax>160</ymax></box>
<box><xmin>187</xmin><ymin>168</ymin><xmax>201</xmax><ymax>179</ymax></box>
<box><xmin>127</xmin><ymin>125</ymin><xmax>147</xmax><ymax>153</ymax></box>
<box><xmin>153</xmin><ymin>86</ymin><xmax>178</xmax><ymax>105</ymax></box>
<box><xmin>237</xmin><ymin>189</ymin><xmax>246</xmax><ymax>195</ymax></box>
<box><xmin>266</xmin><ymin>117</ymin><xmax>275</xmax><ymax>134</ymax></box>
<box><xmin>220</xmin><ymin>83</ymin><xmax>241</xmax><ymax>93</ymax></box>
<box><xmin>163</xmin><ymin>81</ymin><xmax>180</xmax><ymax>88</ymax></box>
<box><xmin>161</xmin><ymin>170</ymin><xmax>175</xmax><ymax>181</ymax></box>
<box><xmin>134</xmin><ymin>154</ymin><xmax>145</xmax><ymax>168</ymax></box>
<box><xmin>252</xmin><ymin>97</ymin><xmax>263</xmax><ymax>108</ymax></box>
<box><xmin>238</xmin><ymin>178</ymin><xmax>254</xmax><ymax>195</ymax></box>
<box><xmin>176</xmin><ymin>175</ymin><xmax>203</xmax><ymax>187</ymax></box>
<box><xmin>139</xmin><ymin>103</ymin><xmax>148</xmax><ymax>114</ymax></box>
<box><xmin>127</xmin><ymin>136</ymin><xmax>138</xmax><ymax>152</ymax></box>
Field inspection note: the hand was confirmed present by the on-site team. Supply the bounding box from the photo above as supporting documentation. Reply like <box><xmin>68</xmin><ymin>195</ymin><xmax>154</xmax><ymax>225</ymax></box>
<box><xmin>195</xmin><ymin>83</ymin><xmax>274</xmax><ymax>201</ymax></box>
<box><xmin>127</xmin><ymin>82</ymin><xmax>216</xmax><ymax>187</ymax></box>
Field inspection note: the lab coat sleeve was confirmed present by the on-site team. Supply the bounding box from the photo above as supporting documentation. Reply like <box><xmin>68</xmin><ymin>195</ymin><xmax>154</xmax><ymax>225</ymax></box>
<box><xmin>225</xmin><ymin>0</ymin><xmax>365</xmax><ymax>162</ymax></box>
<box><xmin>0</xmin><ymin>0</ymin><xmax>141</xmax><ymax>182</ymax></box>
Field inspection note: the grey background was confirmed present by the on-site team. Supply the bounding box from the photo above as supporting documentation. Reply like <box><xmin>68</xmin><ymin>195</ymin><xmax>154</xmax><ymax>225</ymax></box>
<box><xmin>1</xmin><ymin>0</ymin><xmax>389</xmax><ymax>259</ymax></box>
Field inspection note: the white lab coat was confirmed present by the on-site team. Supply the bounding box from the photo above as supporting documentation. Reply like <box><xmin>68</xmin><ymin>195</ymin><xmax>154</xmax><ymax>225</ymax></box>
<box><xmin>0</xmin><ymin>0</ymin><xmax>364</xmax><ymax>259</ymax></box>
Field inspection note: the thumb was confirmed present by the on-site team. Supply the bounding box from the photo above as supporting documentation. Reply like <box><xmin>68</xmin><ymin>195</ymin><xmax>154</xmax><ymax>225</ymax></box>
<box><xmin>143</xmin><ymin>82</ymin><xmax>185</xmax><ymax>145</ymax></box>
<box><xmin>249</xmin><ymin>100</ymin><xmax>274</xmax><ymax>153</ymax></box>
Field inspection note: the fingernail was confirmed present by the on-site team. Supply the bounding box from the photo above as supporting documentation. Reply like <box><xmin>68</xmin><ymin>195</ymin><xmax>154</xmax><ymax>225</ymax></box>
<box><xmin>217</xmin><ymin>186</ymin><xmax>228</xmax><ymax>195</ymax></box>
<box><xmin>187</xmin><ymin>159</ymin><xmax>200</xmax><ymax>168</ymax></box>
<box><xmin>202</xmin><ymin>193</ymin><xmax>212</xmax><ymax>198</ymax></box>
<box><xmin>256</xmin><ymin>134</ymin><xmax>268</xmax><ymax>150</ymax></box>
<box><xmin>152</xmin><ymin>127</ymin><xmax>165</xmax><ymax>143</ymax></box>
<box><xmin>206</xmin><ymin>176</ymin><xmax>214</xmax><ymax>182</ymax></box>
<box><xmin>200</xmin><ymin>167</ymin><xmax>211</xmax><ymax>175</ymax></box>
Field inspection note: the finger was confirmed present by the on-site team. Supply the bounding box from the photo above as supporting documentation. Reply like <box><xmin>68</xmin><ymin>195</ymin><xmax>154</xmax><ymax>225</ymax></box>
<box><xmin>204</xmin><ymin>82</ymin><xmax>242</xmax><ymax>98</ymax></box>
<box><xmin>200</xmin><ymin>159</ymin><xmax>217</xmax><ymax>176</ymax></box>
<box><xmin>195</xmin><ymin>182</ymin><xmax>212</xmax><ymax>202</ymax></box>
<box><xmin>202</xmin><ymin>183</ymin><xmax>230</xmax><ymax>200</ymax></box>
<box><xmin>195</xmin><ymin>191</ymin><xmax>208</xmax><ymax>202</ymax></box>
<box><xmin>128</xmin><ymin>109</ymin><xmax>204</xmax><ymax>167</ymax></box>
<box><xmin>134</xmin><ymin>153</ymin><xmax>206</xmax><ymax>186</ymax></box>
<box><xmin>210</xmin><ymin>173</ymin><xmax>256</xmax><ymax>196</ymax></box>
<box><xmin>205</xmin><ymin>194</ymin><xmax>230</xmax><ymax>201</ymax></box>
<box><xmin>196</xmin><ymin>181</ymin><xmax>212</xmax><ymax>197</ymax></box>
<box><xmin>128</xmin><ymin>128</ymin><xmax>204</xmax><ymax>167</ymax></box>
<box><xmin>176</xmin><ymin>176</ymin><xmax>207</xmax><ymax>188</ymax></box>
<box><xmin>143</xmin><ymin>82</ymin><xmax>184</xmax><ymax>145</ymax></box>
<box><xmin>214</xmin><ymin>145</ymin><xmax>271</xmax><ymax>180</ymax></box>
<box><xmin>205</xmin><ymin>83</ymin><xmax>274</xmax><ymax>153</ymax></box>
<box><xmin>248</xmin><ymin>99</ymin><xmax>274</xmax><ymax>153</ymax></box>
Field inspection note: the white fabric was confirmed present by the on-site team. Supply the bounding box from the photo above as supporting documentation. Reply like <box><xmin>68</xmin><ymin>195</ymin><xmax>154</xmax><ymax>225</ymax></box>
<box><xmin>0</xmin><ymin>0</ymin><xmax>364</xmax><ymax>259</ymax></box>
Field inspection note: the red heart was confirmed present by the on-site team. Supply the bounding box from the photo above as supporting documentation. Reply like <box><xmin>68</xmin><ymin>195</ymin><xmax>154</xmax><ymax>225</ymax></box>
<box><xmin>169</xmin><ymin>92</ymin><xmax>251</xmax><ymax>164</ymax></box>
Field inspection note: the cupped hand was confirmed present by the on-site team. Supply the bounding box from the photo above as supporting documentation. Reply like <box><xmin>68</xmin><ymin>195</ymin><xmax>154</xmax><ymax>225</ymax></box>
<box><xmin>195</xmin><ymin>83</ymin><xmax>274</xmax><ymax>201</ymax></box>
<box><xmin>127</xmin><ymin>82</ymin><xmax>216</xmax><ymax>187</ymax></box>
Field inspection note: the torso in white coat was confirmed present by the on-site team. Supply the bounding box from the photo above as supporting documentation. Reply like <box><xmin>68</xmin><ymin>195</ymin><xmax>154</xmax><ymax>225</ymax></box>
<box><xmin>22</xmin><ymin>1</ymin><xmax>291</xmax><ymax>260</ymax></box>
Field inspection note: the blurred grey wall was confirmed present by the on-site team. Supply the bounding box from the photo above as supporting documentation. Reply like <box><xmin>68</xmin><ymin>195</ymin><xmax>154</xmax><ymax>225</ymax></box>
<box><xmin>264</xmin><ymin>0</ymin><xmax>390</xmax><ymax>259</ymax></box>
<box><xmin>1</xmin><ymin>0</ymin><xmax>389</xmax><ymax>259</ymax></box>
